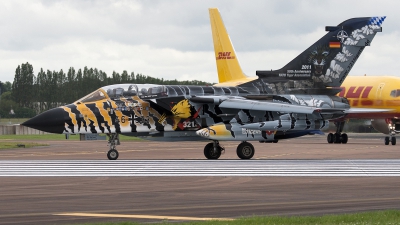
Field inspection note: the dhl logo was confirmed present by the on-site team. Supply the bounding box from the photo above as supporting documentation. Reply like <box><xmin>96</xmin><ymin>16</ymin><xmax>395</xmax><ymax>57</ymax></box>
<box><xmin>216</xmin><ymin>52</ymin><xmax>236</xmax><ymax>60</ymax></box>
<box><xmin>338</xmin><ymin>86</ymin><xmax>373</xmax><ymax>98</ymax></box>
<box><xmin>338</xmin><ymin>86</ymin><xmax>373</xmax><ymax>106</ymax></box>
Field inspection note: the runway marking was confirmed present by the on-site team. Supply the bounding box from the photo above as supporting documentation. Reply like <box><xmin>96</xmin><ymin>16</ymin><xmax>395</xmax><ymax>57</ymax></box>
<box><xmin>54</xmin><ymin>212</ymin><xmax>234</xmax><ymax>221</ymax></box>
<box><xmin>0</xmin><ymin>159</ymin><xmax>399</xmax><ymax>176</ymax></box>
<box><xmin>2</xmin><ymin>196</ymin><xmax>400</xmax><ymax>219</ymax></box>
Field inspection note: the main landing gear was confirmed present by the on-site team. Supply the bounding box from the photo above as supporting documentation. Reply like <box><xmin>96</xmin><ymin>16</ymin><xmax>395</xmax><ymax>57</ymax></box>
<box><xmin>203</xmin><ymin>141</ymin><xmax>255</xmax><ymax>160</ymax></box>
<box><xmin>385</xmin><ymin>121</ymin><xmax>398</xmax><ymax>145</ymax></box>
<box><xmin>327</xmin><ymin>133</ymin><xmax>348</xmax><ymax>144</ymax></box>
<box><xmin>204</xmin><ymin>141</ymin><xmax>224</xmax><ymax>159</ymax></box>
<box><xmin>107</xmin><ymin>133</ymin><xmax>120</xmax><ymax>160</ymax></box>
<box><xmin>327</xmin><ymin>121</ymin><xmax>348</xmax><ymax>144</ymax></box>
<box><xmin>384</xmin><ymin>135</ymin><xmax>396</xmax><ymax>145</ymax></box>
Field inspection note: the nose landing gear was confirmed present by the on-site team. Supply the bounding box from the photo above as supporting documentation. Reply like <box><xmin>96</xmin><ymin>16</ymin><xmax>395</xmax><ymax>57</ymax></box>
<box><xmin>107</xmin><ymin>133</ymin><xmax>120</xmax><ymax>160</ymax></box>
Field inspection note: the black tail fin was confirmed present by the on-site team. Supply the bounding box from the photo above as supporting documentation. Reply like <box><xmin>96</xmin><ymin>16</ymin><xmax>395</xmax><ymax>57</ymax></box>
<box><xmin>256</xmin><ymin>17</ymin><xmax>385</xmax><ymax>88</ymax></box>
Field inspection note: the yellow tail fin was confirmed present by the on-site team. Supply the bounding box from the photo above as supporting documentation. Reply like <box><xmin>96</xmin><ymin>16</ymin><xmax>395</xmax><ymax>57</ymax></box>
<box><xmin>209</xmin><ymin>8</ymin><xmax>251</xmax><ymax>85</ymax></box>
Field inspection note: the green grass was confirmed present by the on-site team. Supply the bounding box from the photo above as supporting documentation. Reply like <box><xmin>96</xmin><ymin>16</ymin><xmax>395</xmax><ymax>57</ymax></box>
<box><xmin>0</xmin><ymin>142</ymin><xmax>48</xmax><ymax>149</ymax></box>
<box><xmin>0</xmin><ymin>134</ymin><xmax>142</xmax><ymax>141</ymax></box>
<box><xmin>0</xmin><ymin>134</ymin><xmax>80</xmax><ymax>140</ymax></box>
<box><xmin>76</xmin><ymin>210</ymin><xmax>400</xmax><ymax>225</ymax></box>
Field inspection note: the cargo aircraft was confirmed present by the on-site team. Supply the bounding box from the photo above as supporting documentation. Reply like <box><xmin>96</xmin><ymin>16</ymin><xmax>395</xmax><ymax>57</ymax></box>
<box><xmin>339</xmin><ymin>76</ymin><xmax>400</xmax><ymax>145</ymax></box>
<box><xmin>23</xmin><ymin>11</ymin><xmax>386</xmax><ymax>159</ymax></box>
<box><xmin>210</xmin><ymin>8</ymin><xmax>400</xmax><ymax>145</ymax></box>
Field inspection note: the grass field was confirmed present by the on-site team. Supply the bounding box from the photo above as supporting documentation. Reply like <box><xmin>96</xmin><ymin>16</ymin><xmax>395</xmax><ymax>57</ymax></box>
<box><xmin>0</xmin><ymin>142</ymin><xmax>48</xmax><ymax>149</ymax></box>
<box><xmin>0</xmin><ymin>118</ymin><xmax>28</xmax><ymax>125</ymax></box>
<box><xmin>78</xmin><ymin>210</ymin><xmax>400</xmax><ymax>225</ymax></box>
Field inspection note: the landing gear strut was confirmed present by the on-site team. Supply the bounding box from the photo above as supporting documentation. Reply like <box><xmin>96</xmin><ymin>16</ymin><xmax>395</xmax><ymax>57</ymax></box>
<box><xmin>107</xmin><ymin>133</ymin><xmax>120</xmax><ymax>160</ymax></box>
<box><xmin>327</xmin><ymin>121</ymin><xmax>348</xmax><ymax>144</ymax></box>
<box><xmin>385</xmin><ymin>126</ymin><xmax>396</xmax><ymax>145</ymax></box>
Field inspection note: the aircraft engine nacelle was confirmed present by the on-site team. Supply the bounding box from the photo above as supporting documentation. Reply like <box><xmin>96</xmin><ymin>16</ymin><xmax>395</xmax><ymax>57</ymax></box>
<box><xmin>241</xmin><ymin>119</ymin><xmax>329</xmax><ymax>131</ymax></box>
<box><xmin>371</xmin><ymin>119</ymin><xmax>390</xmax><ymax>134</ymax></box>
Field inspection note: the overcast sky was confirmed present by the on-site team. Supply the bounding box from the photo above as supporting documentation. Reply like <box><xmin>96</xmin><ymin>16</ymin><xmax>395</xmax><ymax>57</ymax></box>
<box><xmin>1</xmin><ymin>0</ymin><xmax>399</xmax><ymax>83</ymax></box>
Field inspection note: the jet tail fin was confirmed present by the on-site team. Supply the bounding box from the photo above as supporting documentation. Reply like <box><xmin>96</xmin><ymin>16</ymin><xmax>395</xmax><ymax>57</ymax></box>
<box><xmin>256</xmin><ymin>17</ymin><xmax>386</xmax><ymax>87</ymax></box>
<box><xmin>209</xmin><ymin>8</ymin><xmax>253</xmax><ymax>85</ymax></box>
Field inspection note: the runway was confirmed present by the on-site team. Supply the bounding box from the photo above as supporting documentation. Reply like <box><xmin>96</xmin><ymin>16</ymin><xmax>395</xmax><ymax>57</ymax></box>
<box><xmin>1</xmin><ymin>159</ymin><xmax>400</xmax><ymax>176</ymax></box>
<box><xmin>0</xmin><ymin>133</ymin><xmax>400</xmax><ymax>224</ymax></box>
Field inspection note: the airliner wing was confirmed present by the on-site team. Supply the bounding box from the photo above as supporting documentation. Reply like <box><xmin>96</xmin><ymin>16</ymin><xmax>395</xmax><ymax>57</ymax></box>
<box><xmin>344</xmin><ymin>108</ymin><xmax>392</xmax><ymax>113</ymax></box>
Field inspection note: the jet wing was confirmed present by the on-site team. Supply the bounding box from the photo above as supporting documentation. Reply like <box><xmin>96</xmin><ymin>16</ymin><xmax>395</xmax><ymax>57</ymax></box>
<box><xmin>219</xmin><ymin>99</ymin><xmax>392</xmax><ymax>115</ymax></box>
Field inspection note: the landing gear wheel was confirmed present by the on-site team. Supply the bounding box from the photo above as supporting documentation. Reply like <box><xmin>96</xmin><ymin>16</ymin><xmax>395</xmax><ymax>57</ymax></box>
<box><xmin>204</xmin><ymin>143</ymin><xmax>221</xmax><ymax>159</ymax></box>
<box><xmin>107</xmin><ymin>133</ymin><xmax>121</xmax><ymax>160</ymax></box>
<box><xmin>236</xmin><ymin>142</ymin><xmax>255</xmax><ymax>159</ymax></box>
<box><xmin>333</xmin><ymin>133</ymin><xmax>341</xmax><ymax>144</ymax></box>
<box><xmin>327</xmin><ymin>133</ymin><xmax>334</xmax><ymax>143</ymax></box>
<box><xmin>384</xmin><ymin>137</ymin><xmax>390</xmax><ymax>145</ymax></box>
<box><xmin>272</xmin><ymin>139</ymin><xmax>278</xmax><ymax>143</ymax></box>
<box><xmin>107</xmin><ymin>149</ymin><xmax>119</xmax><ymax>160</ymax></box>
<box><xmin>392</xmin><ymin>136</ymin><xmax>396</xmax><ymax>145</ymax></box>
<box><xmin>341</xmin><ymin>133</ymin><xmax>348</xmax><ymax>144</ymax></box>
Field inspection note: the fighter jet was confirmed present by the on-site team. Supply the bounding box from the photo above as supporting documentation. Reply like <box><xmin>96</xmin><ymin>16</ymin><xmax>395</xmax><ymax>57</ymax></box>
<box><xmin>23</xmin><ymin>12</ymin><xmax>386</xmax><ymax>160</ymax></box>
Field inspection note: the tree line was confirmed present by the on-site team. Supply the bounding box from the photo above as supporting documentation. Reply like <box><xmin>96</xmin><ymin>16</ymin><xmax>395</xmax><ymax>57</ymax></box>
<box><xmin>0</xmin><ymin>62</ymin><xmax>212</xmax><ymax>118</ymax></box>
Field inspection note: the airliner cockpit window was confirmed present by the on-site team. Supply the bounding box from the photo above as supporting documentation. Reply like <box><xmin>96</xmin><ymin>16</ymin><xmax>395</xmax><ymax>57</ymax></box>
<box><xmin>77</xmin><ymin>90</ymin><xmax>106</xmax><ymax>103</ymax></box>
<box><xmin>390</xmin><ymin>89</ymin><xmax>400</xmax><ymax>97</ymax></box>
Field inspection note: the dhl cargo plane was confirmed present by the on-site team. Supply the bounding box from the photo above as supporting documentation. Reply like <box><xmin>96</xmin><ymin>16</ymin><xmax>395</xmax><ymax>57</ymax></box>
<box><xmin>340</xmin><ymin>76</ymin><xmax>400</xmax><ymax>145</ymax></box>
<box><xmin>209</xmin><ymin>8</ymin><xmax>397</xmax><ymax>145</ymax></box>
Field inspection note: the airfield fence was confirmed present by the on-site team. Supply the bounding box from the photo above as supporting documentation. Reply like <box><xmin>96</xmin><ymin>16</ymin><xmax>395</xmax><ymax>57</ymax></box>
<box><xmin>0</xmin><ymin>125</ymin><xmax>47</xmax><ymax>135</ymax></box>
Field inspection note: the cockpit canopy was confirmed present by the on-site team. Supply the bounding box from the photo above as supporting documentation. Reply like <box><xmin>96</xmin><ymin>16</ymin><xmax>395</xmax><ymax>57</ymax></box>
<box><xmin>76</xmin><ymin>84</ymin><xmax>168</xmax><ymax>103</ymax></box>
<box><xmin>105</xmin><ymin>84</ymin><xmax>168</xmax><ymax>99</ymax></box>
<box><xmin>75</xmin><ymin>83</ymin><xmax>255</xmax><ymax>103</ymax></box>
<box><xmin>77</xmin><ymin>89</ymin><xmax>107</xmax><ymax>103</ymax></box>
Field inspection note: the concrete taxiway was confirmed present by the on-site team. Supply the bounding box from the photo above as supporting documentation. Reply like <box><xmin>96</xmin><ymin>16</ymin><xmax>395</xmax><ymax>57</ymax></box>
<box><xmin>0</xmin><ymin>133</ymin><xmax>399</xmax><ymax>224</ymax></box>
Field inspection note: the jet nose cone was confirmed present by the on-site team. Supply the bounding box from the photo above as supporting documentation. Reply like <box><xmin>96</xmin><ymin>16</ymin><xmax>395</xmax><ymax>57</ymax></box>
<box><xmin>22</xmin><ymin>107</ymin><xmax>67</xmax><ymax>134</ymax></box>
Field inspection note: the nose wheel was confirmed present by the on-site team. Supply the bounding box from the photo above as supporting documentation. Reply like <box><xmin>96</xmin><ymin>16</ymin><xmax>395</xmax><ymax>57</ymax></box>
<box><xmin>107</xmin><ymin>149</ymin><xmax>119</xmax><ymax>160</ymax></box>
<box><xmin>107</xmin><ymin>133</ymin><xmax>120</xmax><ymax>160</ymax></box>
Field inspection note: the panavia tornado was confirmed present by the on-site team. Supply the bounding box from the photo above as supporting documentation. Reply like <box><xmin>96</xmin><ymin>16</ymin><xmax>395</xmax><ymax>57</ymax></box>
<box><xmin>23</xmin><ymin>11</ymin><xmax>386</xmax><ymax>160</ymax></box>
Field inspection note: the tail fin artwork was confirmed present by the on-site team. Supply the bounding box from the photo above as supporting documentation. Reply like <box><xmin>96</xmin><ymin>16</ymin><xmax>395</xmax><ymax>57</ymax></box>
<box><xmin>209</xmin><ymin>8</ymin><xmax>385</xmax><ymax>94</ymax></box>
<box><xmin>209</xmin><ymin>8</ymin><xmax>257</xmax><ymax>86</ymax></box>
<box><xmin>256</xmin><ymin>16</ymin><xmax>386</xmax><ymax>89</ymax></box>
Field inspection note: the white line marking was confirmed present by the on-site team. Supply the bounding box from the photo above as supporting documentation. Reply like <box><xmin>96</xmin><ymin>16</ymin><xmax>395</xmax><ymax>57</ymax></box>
<box><xmin>54</xmin><ymin>212</ymin><xmax>234</xmax><ymax>221</ymax></box>
<box><xmin>0</xmin><ymin>160</ymin><xmax>399</xmax><ymax>176</ymax></box>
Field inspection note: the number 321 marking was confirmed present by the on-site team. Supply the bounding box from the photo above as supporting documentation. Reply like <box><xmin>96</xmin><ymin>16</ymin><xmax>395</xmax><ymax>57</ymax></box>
<box><xmin>183</xmin><ymin>121</ymin><xmax>195</xmax><ymax>128</ymax></box>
